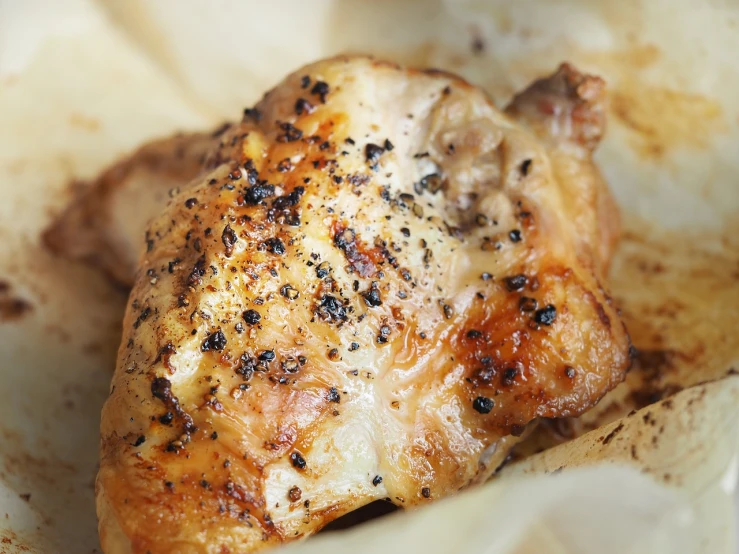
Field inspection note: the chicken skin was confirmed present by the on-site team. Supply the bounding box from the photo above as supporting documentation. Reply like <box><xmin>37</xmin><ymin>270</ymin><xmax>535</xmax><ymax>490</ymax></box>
<box><xmin>96</xmin><ymin>56</ymin><xmax>630</xmax><ymax>553</ymax></box>
<box><xmin>44</xmin><ymin>131</ymin><xmax>218</xmax><ymax>287</ymax></box>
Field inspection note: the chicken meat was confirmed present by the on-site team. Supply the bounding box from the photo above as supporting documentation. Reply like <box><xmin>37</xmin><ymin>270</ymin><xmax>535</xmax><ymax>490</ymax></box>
<box><xmin>96</xmin><ymin>56</ymin><xmax>631</xmax><ymax>554</ymax></box>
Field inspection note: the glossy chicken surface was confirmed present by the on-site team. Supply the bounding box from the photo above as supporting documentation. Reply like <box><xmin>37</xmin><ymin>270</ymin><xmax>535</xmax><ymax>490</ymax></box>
<box><xmin>96</xmin><ymin>56</ymin><xmax>630</xmax><ymax>553</ymax></box>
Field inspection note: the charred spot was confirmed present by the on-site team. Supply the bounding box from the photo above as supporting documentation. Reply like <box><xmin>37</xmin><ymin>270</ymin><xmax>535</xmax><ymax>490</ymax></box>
<box><xmin>466</xmin><ymin>329</ymin><xmax>482</xmax><ymax>339</ymax></box>
<box><xmin>258</xmin><ymin>350</ymin><xmax>275</xmax><ymax>362</ymax></box>
<box><xmin>184</xmin><ymin>197</ymin><xmax>198</xmax><ymax>209</ymax></box>
<box><xmin>272</xmin><ymin>186</ymin><xmax>304</xmax><ymax>210</ymax></box>
<box><xmin>332</xmin><ymin>224</ymin><xmax>378</xmax><ymax>278</ymax></box>
<box><xmin>372</xmin><ymin>475</ymin><xmax>383</xmax><ymax>486</ymax></box>
<box><xmin>509</xmin><ymin>229</ymin><xmax>522</xmax><ymax>243</ymax></box>
<box><xmin>159</xmin><ymin>412</ymin><xmax>174</xmax><ymax>425</ymax></box>
<box><xmin>151</xmin><ymin>376</ymin><xmax>195</xmax><ymax>433</ymax></box>
<box><xmin>202</xmin><ymin>329</ymin><xmax>227</xmax><ymax>352</ymax></box>
<box><xmin>519</xmin><ymin>297</ymin><xmax>538</xmax><ymax>312</ymax></box>
<box><xmin>243</xmin><ymin>184</ymin><xmax>275</xmax><ymax>205</ymax></box>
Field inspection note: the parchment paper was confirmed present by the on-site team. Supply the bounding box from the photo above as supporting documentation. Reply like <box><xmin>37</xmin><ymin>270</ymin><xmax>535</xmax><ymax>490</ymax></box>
<box><xmin>0</xmin><ymin>1</ymin><xmax>737</xmax><ymax>552</ymax></box>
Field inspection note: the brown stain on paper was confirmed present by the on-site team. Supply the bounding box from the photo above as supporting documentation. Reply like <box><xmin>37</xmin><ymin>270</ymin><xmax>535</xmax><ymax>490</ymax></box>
<box><xmin>578</xmin><ymin>44</ymin><xmax>725</xmax><ymax>159</ymax></box>
<box><xmin>610</xmin><ymin>82</ymin><xmax>724</xmax><ymax>159</ymax></box>
<box><xmin>519</xmin><ymin>219</ymin><xmax>739</xmax><ymax>455</ymax></box>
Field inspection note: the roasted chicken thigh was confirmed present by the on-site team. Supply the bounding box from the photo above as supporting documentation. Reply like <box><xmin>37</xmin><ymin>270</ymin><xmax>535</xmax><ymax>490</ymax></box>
<box><xmin>95</xmin><ymin>56</ymin><xmax>630</xmax><ymax>553</ymax></box>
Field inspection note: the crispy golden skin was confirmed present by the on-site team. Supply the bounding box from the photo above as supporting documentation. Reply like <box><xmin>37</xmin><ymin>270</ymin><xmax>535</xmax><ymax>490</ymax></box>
<box><xmin>96</xmin><ymin>56</ymin><xmax>630</xmax><ymax>553</ymax></box>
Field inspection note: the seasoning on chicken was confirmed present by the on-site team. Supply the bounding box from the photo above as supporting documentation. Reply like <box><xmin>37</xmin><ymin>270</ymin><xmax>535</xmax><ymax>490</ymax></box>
<box><xmin>96</xmin><ymin>56</ymin><xmax>631</xmax><ymax>553</ymax></box>
<box><xmin>44</xmin><ymin>131</ymin><xmax>219</xmax><ymax>287</ymax></box>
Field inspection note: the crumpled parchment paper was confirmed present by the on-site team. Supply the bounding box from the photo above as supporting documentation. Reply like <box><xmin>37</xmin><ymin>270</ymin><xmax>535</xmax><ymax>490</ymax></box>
<box><xmin>0</xmin><ymin>1</ymin><xmax>737</xmax><ymax>552</ymax></box>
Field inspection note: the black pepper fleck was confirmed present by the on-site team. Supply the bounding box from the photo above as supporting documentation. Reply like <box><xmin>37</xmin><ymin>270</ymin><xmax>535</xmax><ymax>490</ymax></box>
<box><xmin>222</xmin><ymin>224</ymin><xmax>238</xmax><ymax>256</ymax></box>
<box><xmin>290</xmin><ymin>452</ymin><xmax>307</xmax><ymax>470</ymax></box>
<box><xmin>473</xmin><ymin>396</ymin><xmax>494</xmax><ymax>414</ymax></box>
<box><xmin>310</xmin><ymin>81</ymin><xmax>329</xmax><ymax>103</ymax></box>
<box><xmin>243</xmin><ymin>309</ymin><xmax>261</xmax><ymax>325</ymax></box>
<box><xmin>327</xmin><ymin>387</ymin><xmax>341</xmax><ymax>403</ymax></box>
<box><xmin>202</xmin><ymin>329</ymin><xmax>227</xmax><ymax>352</ymax></box>
<box><xmin>534</xmin><ymin>304</ymin><xmax>557</xmax><ymax>326</ymax></box>
<box><xmin>365</xmin><ymin>143</ymin><xmax>384</xmax><ymax>165</ymax></box>
<box><xmin>520</xmin><ymin>159</ymin><xmax>532</xmax><ymax>176</ymax></box>
<box><xmin>504</xmin><ymin>274</ymin><xmax>528</xmax><ymax>291</ymax></box>
<box><xmin>502</xmin><ymin>367</ymin><xmax>518</xmax><ymax>386</ymax></box>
